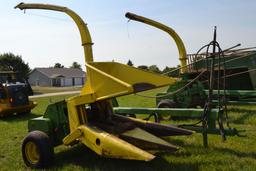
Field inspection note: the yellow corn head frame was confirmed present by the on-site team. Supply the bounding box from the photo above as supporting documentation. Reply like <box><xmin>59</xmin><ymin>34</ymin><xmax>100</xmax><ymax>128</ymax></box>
<box><xmin>16</xmin><ymin>3</ymin><xmax>191</xmax><ymax>161</ymax></box>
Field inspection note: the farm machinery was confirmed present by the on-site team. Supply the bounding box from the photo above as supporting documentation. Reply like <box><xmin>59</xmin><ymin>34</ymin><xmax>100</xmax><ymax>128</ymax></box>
<box><xmin>114</xmin><ymin>13</ymin><xmax>242</xmax><ymax>147</ymax></box>
<box><xmin>15</xmin><ymin>3</ymin><xmax>193</xmax><ymax>168</ymax></box>
<box><xmin>195</xmin><ymin>49</ymin><xmax>256</xmax><ymax>105</ymax></box>
<box><xmin>125</xmin><ymin>12</ymin><xmax>256</xmax><ymax>107</ymax></box>
<box><xmin>0</xmin><ymin>71</ymin><xmax>36</xmax><ymax>117</ymax></box>
<box><xmin>126</xmin><ymin>12</ymin><xmax>256</xmax><ymax>104</ymax></box>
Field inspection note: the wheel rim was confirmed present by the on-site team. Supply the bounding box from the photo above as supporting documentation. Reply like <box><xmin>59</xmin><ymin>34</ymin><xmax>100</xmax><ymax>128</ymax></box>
<box><xmin>158</xmin><ymin>104</ymin><xmax>172</xmax><ymax>120</ymax></box>
<box><xmin>25</xmin><ymin>141</ymin><xmax>40</xmax><ymax>164</ymax></box>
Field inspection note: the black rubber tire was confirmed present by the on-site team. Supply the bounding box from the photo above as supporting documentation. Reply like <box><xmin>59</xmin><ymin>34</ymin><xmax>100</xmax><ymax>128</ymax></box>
<box><xmin>190</xmin><ymin>94</ymin><xmax>204</xmax><ymax>108</ymax></box>
<box><xmin>22</xmin><ymin>131</ymin><xmax>54</xmax><ymax>169</ymax></box>
<box><xmin>157</xmin><ymin>99</ymin><xmax>177</xmax><ymax>108</ymax></box>
<box><xmin>157</xmin><ymin>99</ymin><xmax>177</xmax><ymax>120</ymax></box>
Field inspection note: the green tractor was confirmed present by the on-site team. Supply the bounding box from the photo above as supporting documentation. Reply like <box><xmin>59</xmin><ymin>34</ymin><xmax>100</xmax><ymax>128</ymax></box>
<box><xmin>157</xmin><ymin>79</ymin><xmax>206</xmax><ymax>109</ymax></box>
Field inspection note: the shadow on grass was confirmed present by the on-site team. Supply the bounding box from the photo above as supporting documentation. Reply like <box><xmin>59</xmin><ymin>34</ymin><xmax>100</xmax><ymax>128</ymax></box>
<box><xmin>212</xmin><ymin>146</ymin><xmax>256</xmax><ymax>159</ymax></box>
<box><xmin>0</xmin><ymin>112</ymin><xmax>39</xmax><ymax>122</ymax></box>
<box><xmin>232</xmin><ymin>112</ymin><xmax>256</xmax><ymax>124</ymax></box>
<box><xmin>52</xmin><ymin>144</ymin><xmax>199</xmax><ymax>171</ymax></box>
<box><xmin>176</xmin><ymin>140</ymin><xmax>256</xmax><ymax>160</ymax></box>
<box><xmin>52</xmin><ymin>141</ymin><xmax>256</xmax><ymax>170</ymax></box>
<box><xmin>228</xmin><ymin>107</ymin><xmax>256</xmax><ymax>114</ymax></box>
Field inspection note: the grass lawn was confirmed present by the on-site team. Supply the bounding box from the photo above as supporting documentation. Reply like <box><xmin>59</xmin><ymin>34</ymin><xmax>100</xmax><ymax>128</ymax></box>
<box><xmin>32</xmin><ymin>86</ymin><xmax>82</xmax><ymax>94</ymax></box>
<box><xmin>0</xmin><ymin>87</ymin><xmax>256</xmax><ymax>171</ymax></box>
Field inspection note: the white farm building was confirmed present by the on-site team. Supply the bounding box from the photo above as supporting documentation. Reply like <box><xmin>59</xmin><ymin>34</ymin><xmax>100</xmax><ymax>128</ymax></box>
<box><xmin>28</xmin><ymin>68</ymin><xmax>86</xmax><ymax>87</ymax></box>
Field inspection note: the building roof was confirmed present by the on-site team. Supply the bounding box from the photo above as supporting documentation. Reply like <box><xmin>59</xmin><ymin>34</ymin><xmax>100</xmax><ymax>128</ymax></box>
<box><xmin>32</xmin><ymin>68</ymin><xmax>86</xmax><ymax>78</ymax></box>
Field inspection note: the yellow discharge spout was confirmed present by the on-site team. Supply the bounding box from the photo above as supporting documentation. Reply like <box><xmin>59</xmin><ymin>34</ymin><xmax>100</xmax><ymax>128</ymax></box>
<box><xmin>15</xmin><ymin>2</ymin><xmax>94</xmax><ymax>63</ymax></box>
<box><xmin>14</xmin><ymin>2</ymin><xmax>176</xmax><ymax>103</ymax></box>
<box><xmin>126</xmin><ymin>12</ymin><xmax>187</xmax><ymax>73</ymax></box>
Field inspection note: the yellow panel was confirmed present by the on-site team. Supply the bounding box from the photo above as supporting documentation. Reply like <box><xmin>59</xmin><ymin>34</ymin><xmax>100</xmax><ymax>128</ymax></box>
<box><xmin>81</xmin><ymin>62</ymin><xmax>176</xmax><ymax>102</ymax></box>
<box><xmin>63</xmin><ymin>128</ymin><xmax>82</xmax><ymax>145</ymax></box>
<box><xmin>0</xmin><ymin>101</ymin><xmax>37</xmax><ymax>117</ymax></box>
<box><xmin>78</xmin><ymin>125</ymin><xmax>155</xmax><ymax>161</ymax></box>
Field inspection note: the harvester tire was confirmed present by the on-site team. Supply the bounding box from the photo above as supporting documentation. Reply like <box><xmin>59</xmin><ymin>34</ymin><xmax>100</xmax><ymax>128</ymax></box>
<box><xmin>157</xmin><ymin>99</ymin><xmax>176</xmax><ymax>120</ymax></box>
<box><xmin>157</xmin><ymin>99</ymin><xmax>176</xmax><ymax>108</ymax></box>
<box><xmin>22</xmin><ymin>131</ymin><xmax>54</xmax><ymax>169</ymax></box>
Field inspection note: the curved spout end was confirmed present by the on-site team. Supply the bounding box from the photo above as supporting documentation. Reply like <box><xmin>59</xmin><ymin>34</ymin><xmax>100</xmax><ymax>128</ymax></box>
<box><xmin>125</xmin><ymin>11</ymin><xmax>188</xmax><ymax>73</ymax></box>
<box><xmin>125</xmin><ymin>12</ymin><xmax>145</xmax><ymax>23</ymax></box>
<box><xmin>14</xmin><ymin>2</ymin><xmax>24</xmax><ymax>9</ymax></box>
<box><xmin>125</xmin><ymin>12</ymin><xmax>134</xmax><ymax>19</ymax></box>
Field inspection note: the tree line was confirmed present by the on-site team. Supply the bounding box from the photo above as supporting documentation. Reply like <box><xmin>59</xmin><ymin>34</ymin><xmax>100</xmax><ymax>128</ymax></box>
<box><xmin>52</xmin><ymin>62</ymin><xmax>82</xmax><ymax>70</ymax></box>
<box><xmin>0</xmin><ymin>53</ymin><xmax>82</xmax><ymax>78</ymax></box>
<box><xmin>0</xmin><ymin>53</ymin><xmax>179</xmax><ymax>79</ymax></box>
<box><xmin>127</xmin><ymin>59</ymin><xmax>179</xmax><ymax>77</ymax></box>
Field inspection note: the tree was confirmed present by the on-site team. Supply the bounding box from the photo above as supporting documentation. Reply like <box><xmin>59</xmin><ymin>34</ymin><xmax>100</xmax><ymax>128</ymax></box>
<box><xmin>148</xmin><ymin>65</ymin><xmax>161</xmax><ymax>73</ymax></box>
<box><xmin>54</xmin><ymin>63</ymin><xmax>64</xmax><ymax>68</ymax></box>
<box><xmin>162</xmin><ymin>66</ymin><xmax>179</xmax><ymax>77</ymax></box>
<box><xmin>70</xmin><ymin>61</ymin><xmax>82</xmax><ymax>70</ymax></box>
<box><xmin>127</xmin><ymin>59</ymin><xmax>134</xmax><ymax>66</ymax></box>
<box><xmin>0</xmin><ymin>53</ymin><xmax>31</xmax><ymax>78</ymax></box>
<box><xmin>137</xmin><ymin>65</ymin><xmax>149</xmax><ymax>71</ymax></box>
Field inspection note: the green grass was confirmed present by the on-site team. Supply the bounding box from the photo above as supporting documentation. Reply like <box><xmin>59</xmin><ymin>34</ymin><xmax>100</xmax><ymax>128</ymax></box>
<box><xmin>32</xmin><ymin>86</ymin><xmax>82</xmax><ymax>94</ymax></box>
<box><xmin>0</xmin><ymin>88</ymin><xmax>256</xmax><ymax>171</ymax></box>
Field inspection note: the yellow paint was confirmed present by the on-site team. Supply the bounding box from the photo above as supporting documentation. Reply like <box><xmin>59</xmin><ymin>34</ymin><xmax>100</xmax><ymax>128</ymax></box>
<box><xmin>63</xmin><ymin>128</ymin><xmax>82</xmax><ymax>145</ymax></box>
<box><xmin>126</xmin><ymin>12</ymin><xmax>187</xmax><ymax>73</ymax></box>
<box><xmin>15</xmin><ymin>3</ymin><xmax>93</xmax><ymax>63</ymax></box>
<box><xmin>16</xmin><ymin>3</ymin><xmax>179</xmax><ymax>161</ymax></box>
<box><xmin>25</xmin><ymin>141</ymin><xmax>40</xmax><ymax>164</ymax></box>
<box><xmin>78</xmin><ymin>125</ymin><xmax>155</xmax><ymax>161</ymax></box>
<box><xmin>81</xmin><ymin>62</ymin><xmax>176</xmax><ymax>100</ymax></box>
<box><xmin>0</xmin><ymin>101</ymin><xmax>37</xmax><ymax>117</ymax></box>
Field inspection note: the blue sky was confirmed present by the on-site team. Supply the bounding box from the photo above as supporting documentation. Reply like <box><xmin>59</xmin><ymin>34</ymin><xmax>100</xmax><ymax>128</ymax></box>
<box><xmin>0</xmin><ymin>0</ymin><xmax>255</xmax><ymax>70</ymax></box>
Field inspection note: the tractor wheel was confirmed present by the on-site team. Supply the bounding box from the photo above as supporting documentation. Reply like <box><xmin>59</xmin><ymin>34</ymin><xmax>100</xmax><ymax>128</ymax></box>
<box><xmin>157</xmin><ymin>99</ymin><xmax>177</xmax><ymax>120</ymax></box>
<box><xmin>157</xmin><ymin>99</ymin><xmax>177</xmax><ymax>108</ymax></box>
<box><xmin>190</xmin><ymin>94</ymin><xmax>204</xmax><ymax>108</ymax></box>
<box><xmin>22</xmin><ymin>131</ymin><xmax>54</xmax><ymax>169</ymax></box>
